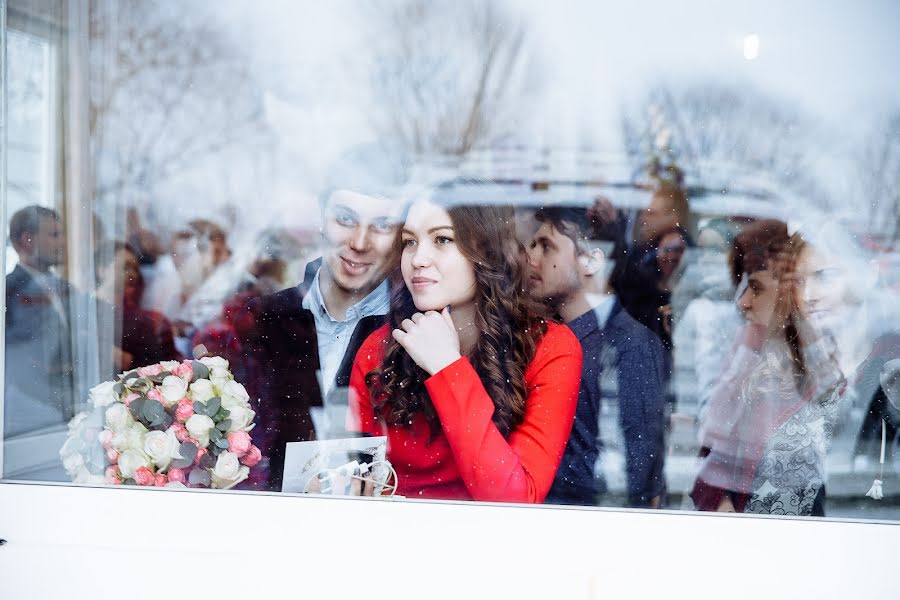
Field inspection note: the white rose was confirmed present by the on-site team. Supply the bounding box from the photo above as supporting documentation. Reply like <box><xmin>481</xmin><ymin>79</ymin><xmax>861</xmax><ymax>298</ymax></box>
<box><xmin>105</xmin><ymin>403</ymin><xmax>134</xmax><ymax>433</ymax></box>
<box><xmin>224</xmin><ymin>404</ymin><xmax>255</xmax><ymax>432</ymax></box>
<box><xmin>59</xmin><ymin>435</ymin><xmax>84</xmax><ymax>461</ymax></box>
<box><xmin>118</xmin><ymin>449</ymin><xmax>151</xmax><ymax>478</ymax></box>
<box><xmin>143</xmin><ymin>430</ymin><xmax>182</xmax><ymax>470</ymax></box>
<box><xmin>160</xmin><ymin>375</ymin><xmax>188</xmax><ymax>405</ymax></box>
<box><xmin>112</xmin><ymin>422</ymin><xmax>147</xmax><ymax>453</ymax></box>
<box><xmin>220</xmin><ymin>380</ymin><xmax>250</xmax><ymax>409</ymax></box>
<box><xmin>90</xmin><ymin>381</ymin><xmax>120</xmax><ymax>408</ymax></box>
<box><xmin>61</xmin><ymin>452</ymin><xmax>85</xmax><ymax>476</ymax></box>
<box><xmin>199</xmin><ymin>356</ymin><xmax>229</xmax><ymax>371</ymax></box>
<box><xmin>160</xmin><ymin>360</ymin><xmax>180</xmax><ymax>372</ymax></box>
<box><xmin>189</xmin><ymin>379</ymin><xmax>216</xmax><ymax>403</ymax></box>
<box><xmin>67</xmin><ymin>411</ymin><xmax>89</xmax><ymax>434</ymax></box>
<box><xmin>210</xmin><ymin>367</ymin><xmax>232</xmax><ymax>393</ymax></box>
<box><xmin>210</xmin><ymin>451</ymin><xmax>249</xmax><ymax>489</ymax></box>
<box><xmin>74</xmin><ymin>472</ymin><xmax>106</xmax><ymax>485</ymax></box>
<box><xmin>186</xmin><ymin>414</ymin><xmax>215</xmax><ymax>448</ymax></box>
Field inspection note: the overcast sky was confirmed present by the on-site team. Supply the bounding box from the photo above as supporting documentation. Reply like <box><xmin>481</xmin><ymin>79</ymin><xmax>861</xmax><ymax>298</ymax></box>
<box><xmin>221</xmin><ymin>0</ymin><xmax>900</xmax><ymax>150</ymax></box>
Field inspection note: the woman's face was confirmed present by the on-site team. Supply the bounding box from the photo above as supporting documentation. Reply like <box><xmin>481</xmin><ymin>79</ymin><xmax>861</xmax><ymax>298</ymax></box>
<box><xmin>736</xmin><ymin>268</ymin><xmax>781</xmax><ymax>329</ymax></box>
<box><xmin>400</xmin><ymin>201</ymin><xmax>477</xmax><ymax>312</ymax></box>
<box><xmin>793</xmin><ymin>246</ymin><xmax>849</xmax><ymax>327</ymax></box>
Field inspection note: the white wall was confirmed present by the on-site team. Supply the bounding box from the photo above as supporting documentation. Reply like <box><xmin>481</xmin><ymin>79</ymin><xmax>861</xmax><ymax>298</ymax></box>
<box><xmin>0</xmin><ymin>481</ymin><xmax>894</xmax><ymax>599</ymax></box>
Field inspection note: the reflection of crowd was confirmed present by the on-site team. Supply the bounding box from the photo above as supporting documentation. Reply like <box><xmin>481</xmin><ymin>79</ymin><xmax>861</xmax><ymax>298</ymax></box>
<box><xmin>6</xmin><ymin>145</ymin><xmax>900</xmax><ymax>515</ymax></box>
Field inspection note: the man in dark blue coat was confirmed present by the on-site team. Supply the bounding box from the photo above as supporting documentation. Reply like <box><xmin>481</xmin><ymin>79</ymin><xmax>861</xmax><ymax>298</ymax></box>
<box><xmin>4</xmin><ymin>206</ymin><xmax>75</xmax><ymax>455</ymax></box>
<box><xmin>527</xmin><ymin>207</ymin><xmax>668</xmax><ymax>507</ymax></box>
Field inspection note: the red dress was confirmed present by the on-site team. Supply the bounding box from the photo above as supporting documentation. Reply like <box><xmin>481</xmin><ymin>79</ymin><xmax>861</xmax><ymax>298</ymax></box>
<box><xmin>348</xmin><ymin>322</ymin><xmax>582</xmax><ymax>503</ymax></box>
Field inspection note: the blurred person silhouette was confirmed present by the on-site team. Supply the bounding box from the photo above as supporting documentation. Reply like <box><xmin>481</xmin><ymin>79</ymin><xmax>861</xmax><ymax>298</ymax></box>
<box><xmin>789</xmin><ymin>220</ymin><xmax>895</xmax><ymax>472</ymax></box>
<box><xmin>851</xmin><ymin>335</ymin><xmax>900</xmax><ymax>466</ymax></box>
<box><xmin>592</xmin><ymin>183</ymin><xmax>692</xmax><ymax>372</ymax></box>
<box><xmin>236</xmin><ymin>143</ymin><xmax>414</xmax><ymax>491</ymax></box>
<box><xmin>692</xmin><ymin>221</ymin><xmax>846</xmax><ymax>516</ymax></box>
<box><xmin>142</xmin><ymin>219</ymin><xmax>231</xmax><ymax>354</ymax></box>
<box><xmin>347</xmin><ymin>193</ymin><xmax>581</xmax><ymax>503</ymax></box>
<box><xmin>94</xmin><ymin>240</ymin><xmax>180</xmax><ymax>378</ymax></box>
<box><xmin>527</xmin><ymin>207</ymin><xmax>668</xmax><ymax>508</ymax></box>
<box><xmin>191</xmin><ymin>227</ymin><xmax>308</xmax><ymax>417</ymax></box>
<box><xmin>4</xmin><ymin>205</ymin><xmax>75</xmax><ymax>444</ymax></box>
<box><xmin>673</xmin><ymin>218</ymin><xmax>746</xmax><ymax>421</ymax></box>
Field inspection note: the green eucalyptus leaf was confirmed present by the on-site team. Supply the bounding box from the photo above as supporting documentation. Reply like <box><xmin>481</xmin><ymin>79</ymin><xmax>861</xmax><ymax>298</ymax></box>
<box><xmin>209</xmin><ymin>428</ymin><xmax>222</xmax><ymax>443</ymax></box>
<box><xmin>188</xmin><ymin>468</ymin><xmax>211</xmax><ymax>487</ymax></box>
<box><xmin>216</xmin><ymin>419</ymin><xmax>232</xmax><ymax>432</ymax></box>
<box><xmin>215</xmin><ymin>438</ymin><xmax>229</xmax><ymax>449</ymax></box>
<box><xmin>191</xmin><ymin>361</ymin><xmax>210</xmax><ymax>382</ymax></box>
<box><xmin>120</xmin><ymin>370</ymin><xmax>139</xmax><ymax>382</ymax></box>
<box><xmin>198</xmin><ymin>454</ymin><xmax>216</xmax><ymax>469</ymax></box>
<box><xmin>142</xmin><ymin>399</ymin><xmax>164</xmax><ymax>423</ymax></box>
<box><xmin>129</xmin><ymin>397</ymin><xmax>146</xmax><ymax>420</ymax></box>
<box><xmin>206</xmin><ymin>397</ymin><xmax>221</xmax><ymax>415</ymax></box>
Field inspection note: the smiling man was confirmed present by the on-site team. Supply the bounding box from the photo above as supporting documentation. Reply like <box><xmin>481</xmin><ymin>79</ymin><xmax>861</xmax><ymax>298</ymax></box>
<box><xmin>237</xmin><ymin>144</ymin><xmax>412</xmax><ymax>491</ymax></box>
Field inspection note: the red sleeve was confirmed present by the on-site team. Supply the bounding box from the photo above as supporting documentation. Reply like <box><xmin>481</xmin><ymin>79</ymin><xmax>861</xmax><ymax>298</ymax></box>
<box><xmin>424</xmin><ymin>323</ymin><xmax>582</xmax><ymax>503</ymax></box>
<box><xmin>346</xmin><ymin>327</ymin><xmax>390</xmax><ymax>436</ymax></box>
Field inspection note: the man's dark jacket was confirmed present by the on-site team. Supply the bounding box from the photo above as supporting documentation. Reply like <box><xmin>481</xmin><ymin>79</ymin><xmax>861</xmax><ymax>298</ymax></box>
<box><xmin>235</xmin><ymin>260</ymin><xmax>386</xmax><ymax>491</ymax></box>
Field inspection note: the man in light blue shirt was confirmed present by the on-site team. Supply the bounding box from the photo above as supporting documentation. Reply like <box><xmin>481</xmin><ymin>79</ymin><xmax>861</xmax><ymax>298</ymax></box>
<box><xmin>237</xmin><ymin>144</ymin><xmax>412</xmax><ymax>490</ymax></box>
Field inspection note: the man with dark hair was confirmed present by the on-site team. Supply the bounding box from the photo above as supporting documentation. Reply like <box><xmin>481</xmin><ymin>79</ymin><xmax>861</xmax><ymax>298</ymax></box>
<box><xmin>527</xmin><ymin>206</ymin><xmax>668</xmax><ymax>507</ymax></box>
<box><xmin>236</xmin><ymin>143</ymin><xmax>413</xmax><ymax>491</ymax></box>
<box><xmin>4</xmin><ymin>205</ymin><xmax>75</xmax><ymax>455</ymax></box>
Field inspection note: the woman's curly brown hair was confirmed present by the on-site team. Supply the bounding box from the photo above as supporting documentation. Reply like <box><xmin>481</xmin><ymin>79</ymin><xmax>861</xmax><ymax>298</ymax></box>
<box><xmin>729</xmin><ymin>219</ymin><xmax>808</xmax><ymax>380</ymax></box>
<box><xmin>365</xmin><ymin>202</ymin><xmax>549</xmax><ymax>439</ymax></box>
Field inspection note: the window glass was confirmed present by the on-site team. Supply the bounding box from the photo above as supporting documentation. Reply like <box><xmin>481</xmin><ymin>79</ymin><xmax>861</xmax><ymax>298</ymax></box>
<box><xmin>3</xmin><ymin>0</ymin><xmax>900</xmax><ymax>521</ymax></box>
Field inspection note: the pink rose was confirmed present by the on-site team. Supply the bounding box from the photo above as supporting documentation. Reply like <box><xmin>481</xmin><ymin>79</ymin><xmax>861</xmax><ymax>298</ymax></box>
<box><xmin>227</xmin><ymin>431</ymin><xmax>252</xmax><ymax>456</ymax></box>
<box><xmin>194</xmin><ymin>447</ymin><xmax>209</xmax><ymax>465</ymax></box>
<box><xmin>133</xmin><ymin>466</ymin><xmax>155</xmax><ymax>486</ymax></box>
<box><xmin>98</xmin><ymin>429</ymin><xmax>114</xmax><ymax>449</ymax></box>
<box><xmin>138</xmin><ymin>364</ymin><xmax>164</xmax><ymax>377</ymax></box>
<box><xmin>172</xmin><ymin>362</ymin><xmax>193</xmax><ymax>381</ymax></box>
<box><xmin>123</xmin><ymin>392</ymin><xmax>140</xmax><ymax>407</ymax></box>
<box><xmin>146</xmin><ymin>388</ymin><xmax>165</xmax><ymax>404</ymax></box>
<box><xmin>105</xmin><ymin>466</ymin><xmax>121</xmax><ymax>484</ymax></box>
<box><xmin>169</xmin><ymin>422</ymin><xmax>189</xmax><ymax>442</ymax></box>
<box><xmin>240</xmin><ymin>445</ymin><xmax>262</xmax><ymax>467</ymax></box>
<box><xmin>175</xmin><ymin>399</ymin><xmax>195</xmax><ymax>423</ymax></box>
<box><xmin>167</xmin><ymin>468</ymin><xmax>187</xmax><ymax>484</ymax></box>
<box><xmin>106</xmin><ymin>448</ymin><xmax>119</xmax><ymax>463</ymax></box>
<box><xmin>154</xmin><ymin>474</ymin><xmax>168</xmax><ymax>487</ymax></box>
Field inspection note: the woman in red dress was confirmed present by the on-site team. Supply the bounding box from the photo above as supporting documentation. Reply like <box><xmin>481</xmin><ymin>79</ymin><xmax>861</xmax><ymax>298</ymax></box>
<box><xmin>348</xmin><ymin>196</ymin><xmax>582</xmax><ymax>503</ymax></box>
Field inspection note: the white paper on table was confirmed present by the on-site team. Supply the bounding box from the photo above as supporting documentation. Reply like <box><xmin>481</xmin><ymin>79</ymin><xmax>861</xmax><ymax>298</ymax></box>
<box><xmin>282</xmin><ymin>436</ymin><xmax>387</xmax><ymax>495</ymax></box>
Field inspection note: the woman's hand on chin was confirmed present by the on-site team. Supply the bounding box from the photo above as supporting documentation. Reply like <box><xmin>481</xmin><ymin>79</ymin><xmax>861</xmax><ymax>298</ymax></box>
<box><xmin>392</xmin><ymin>307</ymin><xmax>462</xmax><ymax>376</ymax></box>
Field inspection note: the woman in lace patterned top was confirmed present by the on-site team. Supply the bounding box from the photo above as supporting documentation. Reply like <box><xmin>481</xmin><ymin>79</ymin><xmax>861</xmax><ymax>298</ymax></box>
<box><xmin>691</xmin><ymin>220</ymin><xmax>845</xmax><ymax>516</ymax></box>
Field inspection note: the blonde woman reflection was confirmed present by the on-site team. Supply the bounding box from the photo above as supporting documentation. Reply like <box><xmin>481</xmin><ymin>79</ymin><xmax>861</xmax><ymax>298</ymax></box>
<box><xmin>692</xmin><ymin>220</ymin><xmax>845</xmax><ymax>516</ymax></box>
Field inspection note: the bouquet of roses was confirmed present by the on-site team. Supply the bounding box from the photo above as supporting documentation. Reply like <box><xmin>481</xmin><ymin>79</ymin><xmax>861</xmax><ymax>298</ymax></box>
<box><xmin>60</xmin><ymin>356</ymin><xmax>260</xmax><ymax>489</ymax></box>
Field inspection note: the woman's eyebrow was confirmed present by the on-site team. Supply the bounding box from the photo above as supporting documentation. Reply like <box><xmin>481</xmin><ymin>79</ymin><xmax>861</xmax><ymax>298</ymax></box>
<box><xmin>401</xmin><ymin>225</ymin><xmax>453</xmax><ymax>235</ymax></box>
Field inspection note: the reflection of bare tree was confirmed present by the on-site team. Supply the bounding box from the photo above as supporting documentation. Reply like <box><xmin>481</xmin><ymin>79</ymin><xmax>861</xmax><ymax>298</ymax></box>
<box><xmin>366</xmin><ymin>0</ymin><xmax>540</xmax><ymax>156</ymax></box>
<box><xmin>858</xmin><ymin>111</ymin><xmax>900</xmax><ymax>245</ymax></box>
<box><xmin>621</xmin><ymin>83</ymin><xmax>826</xmax><ymax>203</ymax></box>
<box><xmin>89</xmin><ymin>0</ymin><xmax>266</xmax><ymax>205</ymax></box>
